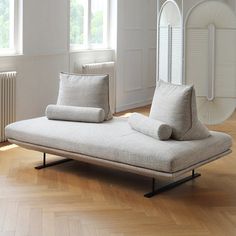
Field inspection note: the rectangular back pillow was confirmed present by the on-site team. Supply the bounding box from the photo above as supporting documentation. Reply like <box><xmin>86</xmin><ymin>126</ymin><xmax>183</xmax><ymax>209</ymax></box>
<box><xmin>150</xmin><ymin>80</ymin><xmax>210</xmax><ymax>141</ymax></box>
<box><xmin>57</xmin><ymin>73</ymin><xmax>112</xmax><ymax>120</ymax></box>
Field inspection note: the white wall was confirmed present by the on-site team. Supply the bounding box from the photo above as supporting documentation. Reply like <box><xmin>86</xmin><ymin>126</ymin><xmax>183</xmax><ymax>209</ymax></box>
<box><xmin>115</xmin><ymin>0</ymin><xmax>157</xmax><ymax>112</ymax></box>
<box><xmin>0</xmin><ymin>0</ymin><xmax>70</xmax><ymax>121</ymax></box>
<box><xmin>0</xmin><ymin>0</ymin><xmax>157</xmax><ymax>120</ymax></box>
<box><xmin>226</xmin><ymin>0</ymin><xmax>236</xmax><ymax>11</ymax></box>
<box><xmin>70</xmin><ymin>0</ymin><xmax>158</xmax><ymax>112</ymax></box>
<box><xmin>0</xmin><ymin>0</ymin><xmax>113</xmax><ymax>121</ymax></box>
<box><xmin>0</xmin><ymin>54</ymin><xmax>68</xmax><ymax>121</ymax></box>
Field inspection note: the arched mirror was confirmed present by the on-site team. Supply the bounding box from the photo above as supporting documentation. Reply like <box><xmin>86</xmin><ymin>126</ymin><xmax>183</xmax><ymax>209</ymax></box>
<box><xmin>185</xmin><ymin>1</ymin><xmax>236</xmax><ymax>125</ymax></box>
<box><xmin>158</xmin><ymin>0</ymin><xmax>182</xmax><ymax>85</ymax></box>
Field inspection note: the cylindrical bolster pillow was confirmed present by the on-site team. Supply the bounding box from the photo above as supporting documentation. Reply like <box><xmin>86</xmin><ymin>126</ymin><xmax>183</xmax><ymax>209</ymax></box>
<box><xmin>46</xmin><ymin>105</ymin><xmax>105</xmax><ymax>123</ymax></box>
<box><xmin>128</xmin><ymin>113</ymin><xmax>172</xmax><ymax>140</ymax></box>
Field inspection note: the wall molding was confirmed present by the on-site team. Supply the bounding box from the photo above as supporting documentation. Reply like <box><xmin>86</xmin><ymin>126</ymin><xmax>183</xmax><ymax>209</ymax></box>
<box><xmin>116</xmin><ymin>99</ymin><xmax>152</xmax><ymax>113</ymax></box>
<box><xmin>123</xmin><ymin>49</ymin><xmax>143</xmax><ymax>92</ymax></box>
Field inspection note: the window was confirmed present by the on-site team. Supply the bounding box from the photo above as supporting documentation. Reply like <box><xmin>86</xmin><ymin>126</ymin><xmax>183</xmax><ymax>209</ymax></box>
<box><xmin>70</xmin><ymin>0</ymin><xmax>109</xmax><ymax>50</ymax></box>
<box><xmin>0</xmin><ymin>0</ymin><xmax>20</xmax><ymax>54</ymax></box>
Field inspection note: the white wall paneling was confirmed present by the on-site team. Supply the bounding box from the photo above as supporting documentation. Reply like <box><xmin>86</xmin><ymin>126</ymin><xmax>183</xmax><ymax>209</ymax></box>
<box><xmin>123</xmin><ymin>0</ymin><xmax>143</xmax><ymax>30</ymax></box>
<box><xmin>147</xmin><ymin>48</ymin><xmax>157</xmax><ymax>88</ymax></box>
<box><xmin>227</xmin><ymin>0</ymin><xmax>236</xmax><ymax>11</ymax></box>
<box><xmin>124</xmin><ymin>49</ymin><xmax>143</xmax><ymax>92</ymax></box>
<box><xmin>116</xmin><ymin>0</ymin><xmax>157</xmax><ymax>112</ymax></box>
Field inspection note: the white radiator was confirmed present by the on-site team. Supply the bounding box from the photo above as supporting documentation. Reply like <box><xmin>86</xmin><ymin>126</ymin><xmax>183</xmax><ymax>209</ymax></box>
<box><xmin>82</xmin><ymin>62</ymin><xmax>116</xmax><ymax>114</ymax></box>
<box><xmin>0</xmin><ymin>71</ymin><xmax>16</xmax><ymax>142</ymax></box>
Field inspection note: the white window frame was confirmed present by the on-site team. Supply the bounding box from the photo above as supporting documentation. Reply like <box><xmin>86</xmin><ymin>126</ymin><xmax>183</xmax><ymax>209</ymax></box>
<box><xmin>70</xmin><ymin>0</ymin><xmax>110</xmax><ymax>51</ymax></box>
<box><xmin>0</xmin><ymin>0</ymin><xmax>21</xmax><ymax>55</ymax></box>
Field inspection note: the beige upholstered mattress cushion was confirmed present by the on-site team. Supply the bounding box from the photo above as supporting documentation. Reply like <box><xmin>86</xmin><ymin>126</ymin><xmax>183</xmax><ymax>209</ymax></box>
<box><xmin>5</xmin><ymin>117</ymin><xmax>232</xmax><ymax>173</ymax></box>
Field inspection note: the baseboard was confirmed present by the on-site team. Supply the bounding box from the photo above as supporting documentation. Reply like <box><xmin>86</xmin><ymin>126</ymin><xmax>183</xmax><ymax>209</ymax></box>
<box><xmin>116</xmin><ymin>99</ymin><xmax>152</xmax><ymax>113</ymax></box>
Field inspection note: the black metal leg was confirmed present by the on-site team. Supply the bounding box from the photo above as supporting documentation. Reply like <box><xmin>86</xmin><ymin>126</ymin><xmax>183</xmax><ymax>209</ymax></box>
<box><xmin>35</xmin><ymin>152</ymin><xmax>72</xmax><ymax>170</ymax></box>
<box><xmin>43</xmin><ymin>152</ymin><xmax>46</xmax><ymax>167</ymax></box>
<box><xmin>144</xmin><ymin>170</ymin><xmax>201</xmax><ymax>198</ymax></box>
<box><xmin>152</xmin><ymin>178</ymin><xmax>155</xmax><ymax>192</ymax></box>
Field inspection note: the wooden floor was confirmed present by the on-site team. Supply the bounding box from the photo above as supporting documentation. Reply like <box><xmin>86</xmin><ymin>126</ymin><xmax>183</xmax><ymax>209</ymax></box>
<box><xmin>0</xmin><ymin>106</ymin><xmax>236</xmax><ymax>236</ymax></box>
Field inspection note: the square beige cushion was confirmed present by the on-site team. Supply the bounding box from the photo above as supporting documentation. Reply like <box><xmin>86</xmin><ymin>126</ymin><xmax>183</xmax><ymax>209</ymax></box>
<box><xmin>57</xmin><ymin>73</ymin><xmax>112</xmax><ymax>120</ymax></box>
<box><xmin>150</xmin><ymin>80</ymin><xmax>210</xmax><ymax>141</ymax></box>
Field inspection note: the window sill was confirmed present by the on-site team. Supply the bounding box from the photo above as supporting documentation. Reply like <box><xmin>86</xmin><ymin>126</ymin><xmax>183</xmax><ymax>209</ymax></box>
<box><xmin>70</xmin><ymin>48</ymin><xmax>114</xmax><ymax>54</ymax></box>
<box><xmin>0</xmin><ymin>52</ymin><xmax>24</xmax><ymax>58</ymax></box>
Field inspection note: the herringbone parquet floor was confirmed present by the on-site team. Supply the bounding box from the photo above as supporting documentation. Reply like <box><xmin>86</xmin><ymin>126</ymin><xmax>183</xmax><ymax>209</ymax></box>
<box><xmin>0</xmin><ymin>106</ymin><xmax>236</xmax><ymax>236</ymax></box>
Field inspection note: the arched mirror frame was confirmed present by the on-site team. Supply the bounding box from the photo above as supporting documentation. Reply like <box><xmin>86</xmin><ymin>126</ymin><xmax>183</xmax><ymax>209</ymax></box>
<box><xmin>157</xmin><ymin>0</ymin><xmax>183</xmax><ymax>85</ymax></box>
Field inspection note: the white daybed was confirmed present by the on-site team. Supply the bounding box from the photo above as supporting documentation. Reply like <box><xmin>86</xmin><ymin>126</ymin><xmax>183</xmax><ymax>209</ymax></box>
<box><xmin>5</xmin><ymin>116</ymin><xmax>232</xmax><ymax>198</ymax></box>
<box><xmin>5</xmin><ymin>75</ymin><xmax>233</xmax><ymax>197</ymax></box>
